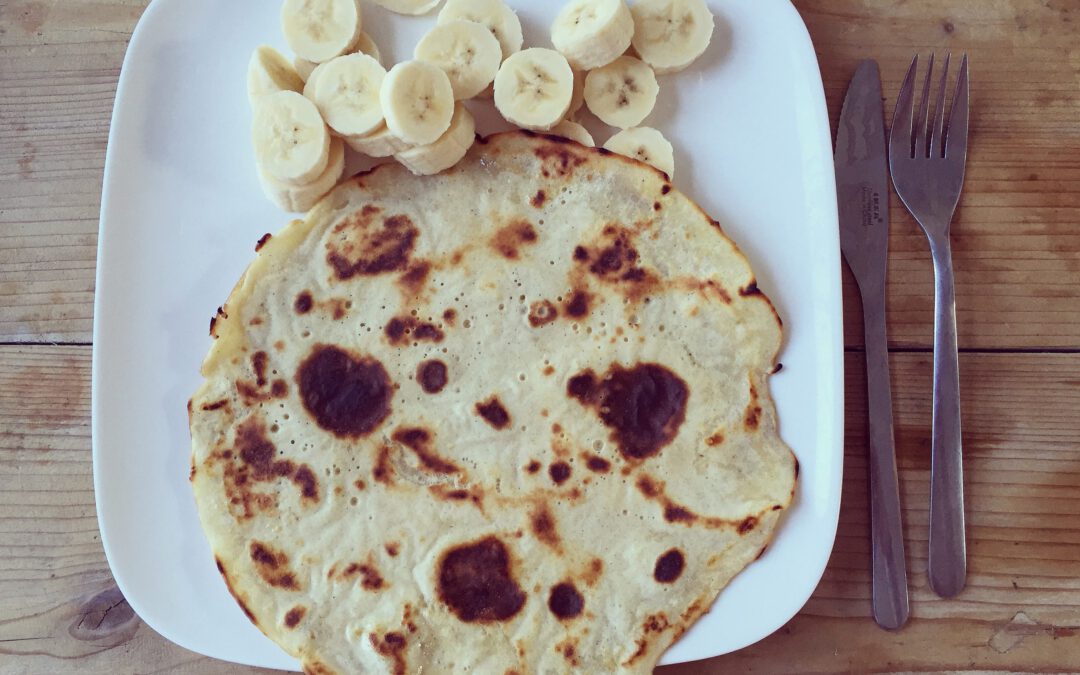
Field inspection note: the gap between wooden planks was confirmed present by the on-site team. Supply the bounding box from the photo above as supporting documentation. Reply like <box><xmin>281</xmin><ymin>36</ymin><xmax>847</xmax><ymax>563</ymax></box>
<box><xmin>2</xmin><ymin>345</ymin><xmax>1079</xmax><ymax>672</ymax></box>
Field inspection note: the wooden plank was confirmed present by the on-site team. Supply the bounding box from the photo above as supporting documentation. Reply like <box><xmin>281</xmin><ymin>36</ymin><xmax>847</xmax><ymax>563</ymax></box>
<box><xmin>794</xmin><ymin>0</ymin><xmax>1080</xmax><ymax>349</ymax></box>
<box><xmin>3</xmin><ymin>345</ymin><xmax>1079</xmax><ymax>672</ymax></box>
<box><xmin>0</xmin><ymin>0</ymin><xmax>149</xmax><ymax>344</ymax></box>
<box><xmin>1</xmin><ymin>0</ymin><xmax>1079</xmax><ymax>348</ymax></box>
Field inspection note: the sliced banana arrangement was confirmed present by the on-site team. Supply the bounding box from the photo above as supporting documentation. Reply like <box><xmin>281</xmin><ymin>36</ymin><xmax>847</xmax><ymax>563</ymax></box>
<box><xmin>281</xmin><ymin>0</ymin><xmax>362</xmax><ymax>64</ymax></box>
<box><xmin>415</xmin><ymin>20</ymin><xmax>503</xmax><ymax>100</ymax></box>
<box><xmin>381</xmin><ymin>60</ymin><xmax>456</xmax><ymax>145</ymax></box>
<box><xmin>248</xmin><ymin>0</ymin><xmax>716</xmax><ymax>210</ymax></box>
<box><xmin>551</xmin><ymin>0</ymin><xmax>634</xmax><ymax>71</ymax></box>
<box><xmin>494</xmin><ymin>48</ymin><xmax>574</xmax><ymax>131</ymax></box>
<box><xmin>584</xmin><ymin>55</ymin><xmax>658</xmax><ymax>129</ymax></box>
<box><xmin>252</xmin><ymin>90</ymin><xmax>332</xmax><ymax>185</ymax></box>
<box><xmin>630</xmin><ymin>0</ymin><xmax>715</xmax><ymax>74</ymax></box>
<box><xmin>604</xmin><ymin>126</ymin><xmax>675</xmax><ymax>179</ymax></box>
<box><xmin>305</xmin><ymin>53</ymin><xmax>387</xmax><ymax>137</ymax></box>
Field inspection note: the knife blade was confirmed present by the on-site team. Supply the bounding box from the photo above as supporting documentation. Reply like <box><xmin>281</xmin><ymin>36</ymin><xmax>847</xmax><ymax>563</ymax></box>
<box><xmin>835</xmin><ymin>60</ymin><xmax>910</xmax><ymax>631</ymax></box>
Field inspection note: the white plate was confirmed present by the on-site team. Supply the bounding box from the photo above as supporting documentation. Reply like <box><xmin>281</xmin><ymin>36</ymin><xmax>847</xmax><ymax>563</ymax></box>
<box><xmin>93</xmin><ymin>0</ymin><xmax>842</xmax><ymax>669</ymax></box>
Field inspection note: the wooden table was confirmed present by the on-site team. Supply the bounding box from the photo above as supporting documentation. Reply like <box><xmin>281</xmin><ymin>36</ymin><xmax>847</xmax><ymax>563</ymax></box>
<box><xmin>2</xmin><ymin>0</ymin><xmax>1078</xmax><ymax>672</ymax></box>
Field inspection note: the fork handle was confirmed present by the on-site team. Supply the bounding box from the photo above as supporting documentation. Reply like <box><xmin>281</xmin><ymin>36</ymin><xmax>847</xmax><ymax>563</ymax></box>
<box><xmin>861</xmin><ymin>285</ymin><xmax>910</xmax><ymax>629</ymax></box>
<box><xmin>928</xmin><ymin>236</ymin><xmax>966</xmax><ymax>597</ymax></box>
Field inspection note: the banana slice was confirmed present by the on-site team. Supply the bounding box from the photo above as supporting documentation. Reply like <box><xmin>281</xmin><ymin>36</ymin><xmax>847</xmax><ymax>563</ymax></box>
<box><xmin>248</xmin><ymin>46</ymin><xmax>305</xmax><ymax>103</ymax></box>
<box><xmin>603</xmin><ymin>126</ymin><xmax>674</xmax><ymax>178</ymax></box>
<box><xmin>630</xmin><ymin>0</ymin><xmax>714</xmax><ymax>74</ymax></box>
<box><xmin>259</xmin><ymin>137</ymin><xmax>346</xmax><ymax>213</ymax></box>
<box><xmin>294</xmin><ymin>57</ymin><xmax>318</xmax><ymax>83</ymax></box>
<box><xmin>305</xmin><ymin>53</ymin><xmax>386</xmax><ymax>137</ymax></box>
<box><xmin>281</xmin><ymin>0</ymin><xmax>362</xmax><ymax>64</ymax></box>
<box><xmin>550</xmin><ymin>0</ymin><xmax>633</xmax><ymax>70</ymax></box>
<box><xmin>252</xmin><ymin>90</ymin><xmax>332</xmax><ymax>185</ymax></box>
<box><xmin>584</xmin><ymin>55</ymin><xmax>659</xmax><ymax>129</ymax></box>
<box><xmin>345</xmin><ymin>124</ymin><xmax>414</xmax><ymax>157</ymax></box>
<box><xmin>493</xmin><ymin>48</ymin><xmax>574</xmax><ymax>131</ymax></box>
<box><xmin>567</xmin><ymin>69</ymin><xmax>586</xmax><ymax>117</ymax></box>
<box><xmin>438</xmin><ymin>0</ymin><xmax>523</xmax><ymax>61</ymax></box>
<box><xmin>381</xmin><ymin>60</ymin><xmax>456</xmax><ymax>145</ymax></box>
<box><xmin>395</xmin><ymin>104</ymin><xmax>476</xmax><ymax>175</ymax></box>
<box><xmin>550</xmin><ymin>120</ymin><xmax>594</xmax><ymax>147</ymax></box>
<box><xmin>371</xmin><ymin>0</ymin><xmax>441</xmax><ymax>14</ymax></box>
<box><xmin>353</xmin><ymin>31</ymin><xmax>383</xmax><ymax>64</ymax></box>
<box><xmin>415</xmin><ymin>20</ymin><xmax>503</xmax><ymax>100</ymax></box>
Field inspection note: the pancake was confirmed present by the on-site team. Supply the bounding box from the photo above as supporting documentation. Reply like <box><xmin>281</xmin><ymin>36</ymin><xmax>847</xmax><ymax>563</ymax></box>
<box><xmin>189</xmin><ymin>131</ymin><xmax>796</xmax><ymax>674</ymax></box>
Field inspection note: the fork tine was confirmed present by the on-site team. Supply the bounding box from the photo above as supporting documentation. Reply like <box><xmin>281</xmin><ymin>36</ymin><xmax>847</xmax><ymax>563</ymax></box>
<box><xmin>929</xmin><ymin>53</ymin><xmax>951</xmax><ymax>158</ymax></box>
<box><xmin>944</xmin><ymin>54</ymin><xmax>970</xmax><ymax>161</ymax></box>
<box><xmin>890</xmin><ymin>55</ymin><xmax>918</xmax><ymax>160</ymax></box>
<box><xmin>913</xmin><ymin>53</ymin><xmax>935</xmax><ymax>158</ymax></box>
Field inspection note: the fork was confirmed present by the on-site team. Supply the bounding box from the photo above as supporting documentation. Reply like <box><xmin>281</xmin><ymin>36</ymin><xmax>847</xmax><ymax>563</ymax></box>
<box><xmin>889</xmin><ymin>53</ymin><xmax>970</xmax><ymax>598</ymax></box>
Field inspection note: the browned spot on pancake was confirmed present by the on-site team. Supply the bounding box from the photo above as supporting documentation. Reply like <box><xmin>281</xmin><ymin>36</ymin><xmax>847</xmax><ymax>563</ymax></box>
<box><xmin>369</xmin><ymin>631</ymin><xmax>407</xmax><ymax>675</ymax></box>
<box><xmin>738</xmin><ymin>515</ymin><xmax>759</xmax><ymax>535</ymax></box>
<box><xmin>530</xmin><ymin>503</ymin><xmax>561</xmax><ymax>550</ymax></box>
<box><xmin>557</xmin><ymin>639</ymin><xmax>580</xmax><ymax>666</ymax></box>
<box><xmin>328</xmin><ymin>298</ymin><xmax>348</xmax><ymax>320</ymax></box>
<box><xmin>525</xmin><ymin>460</ymin><xmax>541</xmax><ymax>474</ymax></box>
<box><xmin>563</xmin><ymin>289</ymin><xmax>590</xmax><ymax>318</ymax></box>
<box><xmin>755</xmin><ymin>545</ymin><xmax>769</xmax><ymax>560</ymax></box>
<box><xmin>327</xmin><ymin>207</ymin><xmax>418</xmax><ymax>280</ymax></box>
<box><xmin>661</xmin><ymin>184</ymin><xmax>672</xmax><ymax>195</ymax></box>
<box><xmin>490</xmin><ymin>220</ymin><xmax>539</xmax><ymax>260</ymax></box>
<box><xmin>528</xmin><ymin>299</ymin><xmax>558</xmax><ymax>327</ymax></box>
<box><xmin>548</xmin><ymin>582</ymin><xmax>584</xmax><ymax>620</ymax></box>
<box><xmin>531</xmin><ymin>189</ymin><xmax>546</xmax><ymax>208</ymax></box>
<box><xmin>476</xmin><ymin>396</ymin><xmax>511</xmax><ymax>429</ymax></box>
<box><xmin>209</xmin><ymin>306</ymin><xmax>226</xmax><ymax>338</ymax></box>
<box><xmin>373</xmin><ymin>445</ymin><xmax>394</xmax><ymax>484</ymax></box>
<box><xmin>430</xmin><ymin>484</ymin><xmax>485</xmax><ymax>510</ymax></box>
<box><xmin>284</xmin><ymin>606</ymin><xmax>306</xmax><ymax>628</ymax></box>
<box><xmin>583</xmin><ymin>557</ymin><xmax>604</xmax><ymax>586</ymax></box>
<box><xmin>744</xmin><ymin>380</ymin><xmax>762</xmax><ymax>431</ymax></box>
<box><xmin>664</xmin><ymin>505</ymin><xmax>696</xmax><ymax>524</ymax></box>
<box><xmin>399</xmin><ymin>260</ymin><xmax>431</xmax><ymax>296</ymax></box>
<box><xmin>795</xmin><ymin>458</ymin><xmax>800</xmax><ymax>478</ymax></box>
<box><xmin>417</xmin><ymin>359</ymin><xmax>448</xmax><ymax>393</ymax></box>
<box><xmin>706</xmin><ymin>431</ymin><xmax>725</xmax><ymax>446</ymax></box>
<box><xmin>437</xmin><ymin>536</ymin><xmax>526</xmax><ymax>623</ymax></box>
<box><xmin>384</xmin><ymin>316</ymin><xmax>445</xmax><ymax>346</ymax></box>
<box><xmin>356</xmin><ymin>564</ymin><xmax>385</xmax><ymax>590</ymax></box>
<box><xmin>294</xmin><ymin>291</ymin><xmax>314</xmax><ymax>314</ymax></box>
<box><xmin>392</xmin><ymin>426</ymin><xmax>459</xmax><ymax>474</ymax></box>
<box><xmin>534</xmin><ymin>142</ymin><xmax>586</xmax><ymax>178</ymax></box>
<box><xmin>543</xmin><ymin>365</ymin><xmax>555</xmax><ymax>376</ymax></box>
<box><xmin>303</xmin><ymin>661</ymin><xmax>336</xmax><ymax>675</ymax></box>
<box><xmin>443</xmin><ymin>308</ymin><xmax>457</xmax><ymax>325</ymax></box>
<box><xmin>567</xmin><ymin>363</ymin><xmax>689</xmax><ymax>460</ymax></box>
<box><xmin>573</xmin><ymin>246</ymin><xmax>589</xmax><ymax>262</ymax></box>
<box><xmin>355</xmin><ymin>479</ymin><xmax>367</xmax><ymax>490</ymax></box>
<box><xmin>654</xmin><ymin>549</ymin><xmax>685</xmax><ymax>583</ymax></box>
<box><xmin>548</xmin><ymin>461</ymin><xmax>571</xmax><ymax>485</ymax></box>
<box><xmin>249</xmin><ymin>316</ymin><xmax>263</xmax><ymax>326</ymax></box>
<box><xmin>297</xmin><ymin>344</ymin><xmax>392</xmax><ymax>438</ymax></box>
<box><xmin>274</xmin><ymin>340</ymin><xmax>286</xmax><ymax>351</ymax></box>
<box><xmin>201</xmin><ymin>399</ymin><xmax>228</xmax><ymax>412</ymax></box>
<box><xmin>252</xmin><ymin>352</ymin><xmax>269</xmax><ymax>387</ymax></box>
<box><xmin>236</xmin><ymin>377</ymin><xmax>289</xmax><ymax>405</ymax></box>
<box><xmin>386</xmin><ymin>542</ymin><xmax>400</xmax><ymax>557</ymax></box>
<box><xmin>772</xmin><ymin>362</ymin><xmax>784</xmax><ymax>374</ymax></box>
<box><xmin>584</xmin><ymin>454</ymin><xmax>611</xmax><ymax>473</ymax></box>
<box><xmin>624</xmin><ymin>639</ymin><xmax>649</xmax><ymax>667</ymax></box>
<box><xmin>255</xmin><ymin>233</ymin><xmax>272</xmax><ymax>251</ymax></box>
<box><xmin>552</xmin><ymin>423</ymin><xmax>563</xmax><ymax>434</ymax></box>
<box><xmin>636</xmin><ymin>474</ymin><xmax>660</xmax><ymax>498</ymax></box>
<box><xmin>215</xmin><ymin>557</ymin><xmax>258</xmax><ymax>626</ymax></box>
<box><xmin>218</xmin><ymin>418</ymin><xmax>320</xmax><ymax>518</ymax></box>
<box><xmin>740</xmin><ymin>281</ymin><xmax>762</xmax><ymax>297</ymax></box>
<box><xmin>250</xmin><ymin>541</ymin><xmax>300</xmax><ymax>590</ymax></box>
<box><xmin>450</xmin><ymin>250</ymin><xmax>464</xmax><ymax>265</ymax></box>
<box><xmin>635</xmin><ymin>474</ymin><xmax>745</xmax><ymax>529</ymax></box>
<box><xmin>653</xmin><ymin>201</ymin><xmax>661</xmax><ymax>211</ymax></box>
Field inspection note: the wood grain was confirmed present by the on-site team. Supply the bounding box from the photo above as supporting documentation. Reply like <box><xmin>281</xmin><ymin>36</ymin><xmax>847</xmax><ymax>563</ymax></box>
<box><xmin>3</xmin><ymin>347</ymin><xmax>1080</xmax><ymax>672</ymax></box>
<box><xmin>2</xmin><ymin>0</ymin><xmax>1080</xmax><ymax>673</ymax></box>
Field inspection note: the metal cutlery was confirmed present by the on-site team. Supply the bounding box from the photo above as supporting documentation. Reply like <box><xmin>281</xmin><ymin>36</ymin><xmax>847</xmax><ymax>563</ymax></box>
<box><xmin>889</xmin><ymin>53</ymin><xmax>970</xmax><ymax>598</ymax></box>
<box><xmin>836</xmin><ymin>59</ymin><xmax>910</xmax><ymax>630</ymax></box>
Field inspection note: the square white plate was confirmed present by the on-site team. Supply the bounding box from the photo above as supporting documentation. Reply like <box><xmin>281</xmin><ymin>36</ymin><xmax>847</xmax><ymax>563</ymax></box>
<box><xmin>93</xmin><ymin>0</ymin><xmax>842</xmax><ymax>669</ymax></box>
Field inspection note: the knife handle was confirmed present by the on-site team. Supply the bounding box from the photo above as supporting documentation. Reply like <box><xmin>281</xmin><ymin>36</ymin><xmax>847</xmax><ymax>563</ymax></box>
<box><xmin>861</xmin><ymin>289</ymin><xmax>910</xmax><ymax>629</ymax></box>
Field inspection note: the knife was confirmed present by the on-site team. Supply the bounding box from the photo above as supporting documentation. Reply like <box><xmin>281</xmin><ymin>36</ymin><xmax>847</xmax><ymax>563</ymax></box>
<box><xmin>836</xmin><ymin>60</ymin><xmax>910</xmax><ymax>630</ymax></box>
